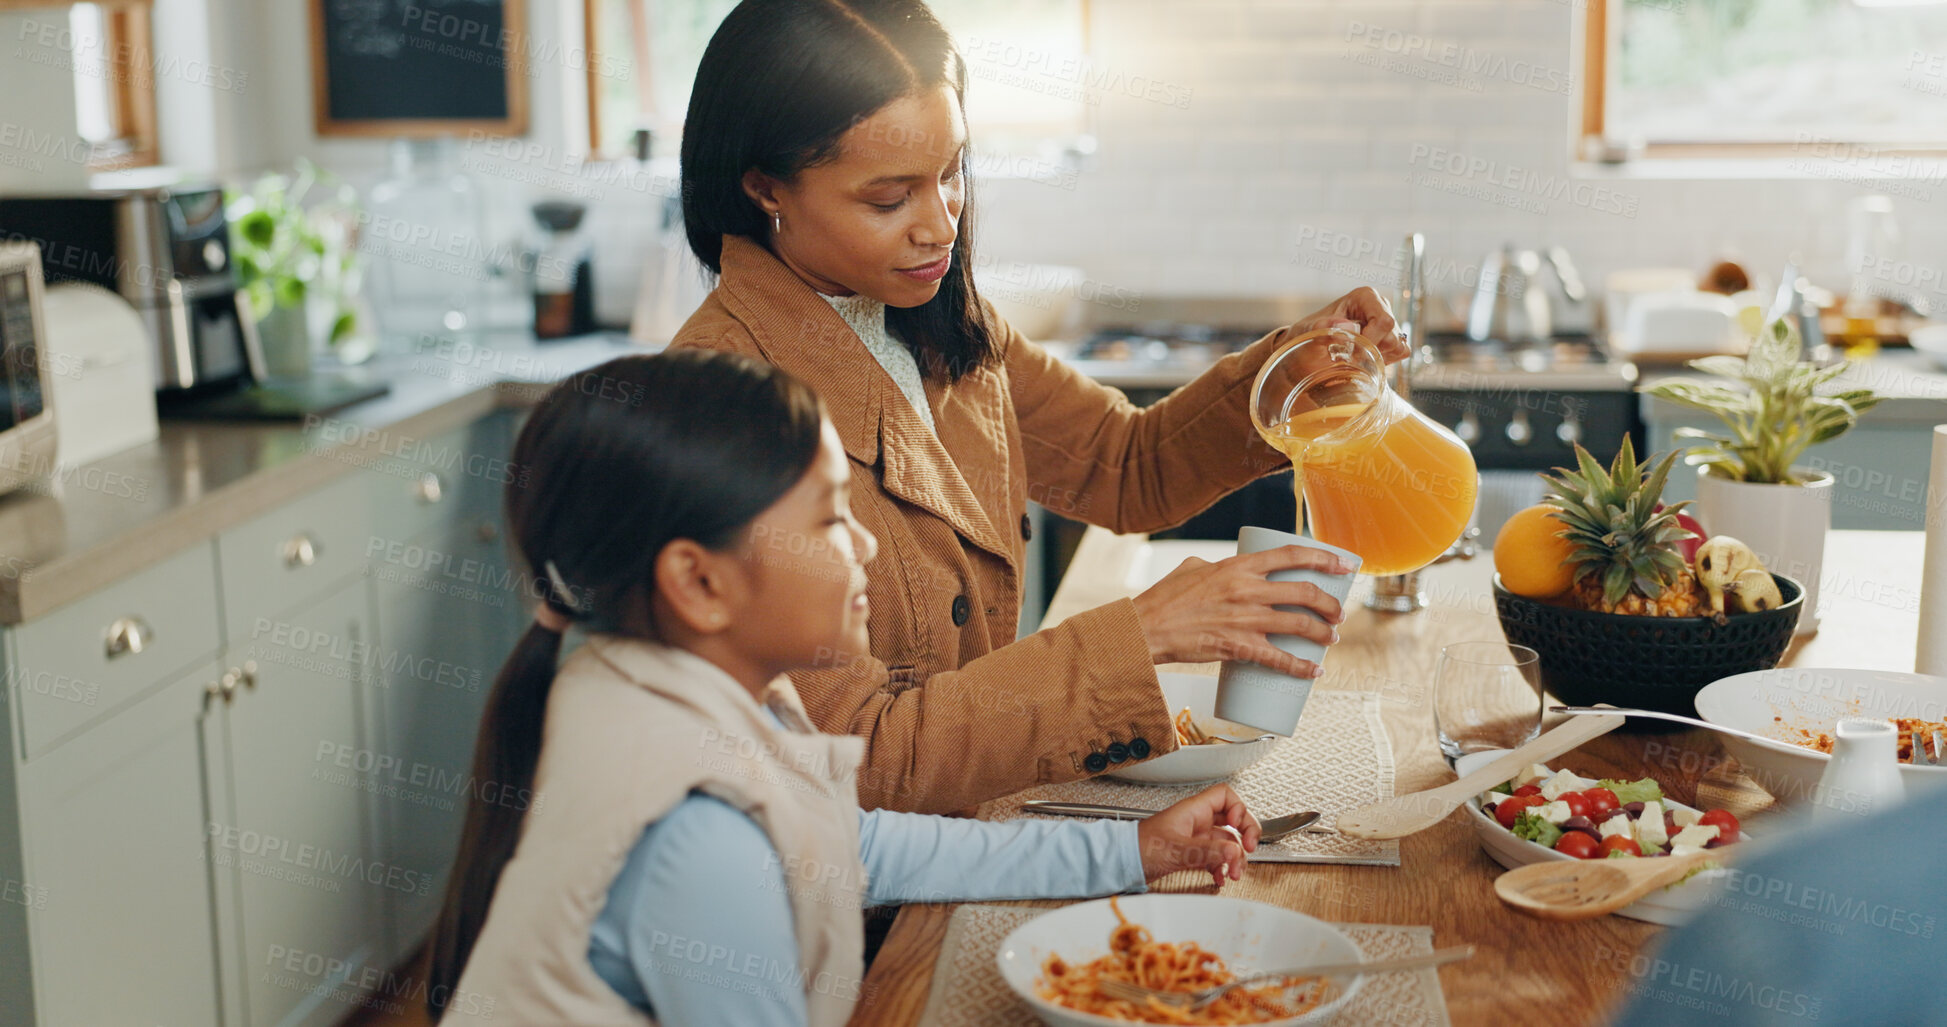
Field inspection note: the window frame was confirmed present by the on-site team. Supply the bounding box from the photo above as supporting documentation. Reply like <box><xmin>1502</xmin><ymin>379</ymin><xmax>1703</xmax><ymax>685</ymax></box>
<box><xmin>1579</xmin><ymin>0</ymin><xmax>1947</xmax><ymax>162</ymax></box>
<box><xmin>581</xmin><ymin>0</ymin><xmax>1095</xmax><ymax>162</ymax></box>
<box><xmin>0</xmin><ymin>0</ymin><xmax>161</xmax><ymax>169</ymax></box>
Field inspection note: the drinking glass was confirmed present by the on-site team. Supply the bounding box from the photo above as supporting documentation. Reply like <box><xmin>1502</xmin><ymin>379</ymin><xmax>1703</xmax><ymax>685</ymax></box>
<box><xmin>1433</xmin><ymin>641</ymin><xmax>1542</xmax><ymax>763</ymax></box>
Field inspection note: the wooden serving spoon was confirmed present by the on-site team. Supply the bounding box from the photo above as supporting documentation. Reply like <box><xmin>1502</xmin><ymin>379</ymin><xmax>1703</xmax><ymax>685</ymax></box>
<box><xmin>1494</xmin><ymin>847</ymin><xmax>1732</xmax><ymax>920</ymax></box>
<box><xmin>1335</xmin><ymin>708</ymin><xmax>1625</xmax><ymax>840</ymax></box>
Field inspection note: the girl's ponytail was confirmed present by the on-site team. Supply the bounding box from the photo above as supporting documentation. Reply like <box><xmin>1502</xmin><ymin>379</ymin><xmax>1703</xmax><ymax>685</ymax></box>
<box><xmin>425</xmin><ymin>621</ymin><xmax>562</xmax><ymax>1016</ymax></box>
<box><xmin>425</xmin><ymin>349</ymin><xmax>824</xmax><ymax>1018</ymax></box>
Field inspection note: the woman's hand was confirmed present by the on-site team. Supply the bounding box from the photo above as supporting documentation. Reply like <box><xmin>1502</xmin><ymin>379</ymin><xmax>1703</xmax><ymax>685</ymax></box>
<box><xmin>1136</xmin><ymin>783</ymin><xmax>1261</xmax><ymax>885</ymax></box>
<box><xmin>1285</xmin><ymin>286</ymin><xmax>1407</xmax><ymax>364</ymax></box>
<box><xmin>1130</xmin><ymin>545</ymin><xmax>1353</xmax><ymax>678</ymax></box>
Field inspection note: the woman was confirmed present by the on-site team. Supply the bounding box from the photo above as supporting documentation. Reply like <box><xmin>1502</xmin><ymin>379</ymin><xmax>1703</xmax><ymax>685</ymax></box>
<box><xmin>674</xmin><ymin>0</ymin><xmax>1405</xmax><ymax>815</ymax></box>
<box><xmin>430</xmin><ymin>351</ymin><xmax>1262</xmax><ymax>1024</ymax></box>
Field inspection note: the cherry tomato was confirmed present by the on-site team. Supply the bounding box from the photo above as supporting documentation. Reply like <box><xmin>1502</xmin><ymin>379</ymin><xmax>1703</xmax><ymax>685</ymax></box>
<box><xmin>1699</xmin><ymin>809</ymin><xmax>1740</xmax><ymax>843</ymax></box>
<box><xmin>1560</xmin><ymin>792</ymin><xmax>1593</xmax><ymax>818</ymax></box>
<box><xmin>1513</xmin><ymin>784</ymin><xmax>1542</xmax><ymax>797</ymax></box>
<box><xmin>1494</xmin><ymin>794</ymin><xmax>1540</xmax><ymax>829</ymax></box>
<box><xmin>1600</xmin><ymin>835</ymin><xmax>1642</xmax><ymax>857</ymax></box>
<box><xmin>1583</xmin><ymin>788</ymin><xmax>1620</xmax><ymax>815</ymax></box>
<box><xmin>1555</xmin><ymin>831</ymin><xmax>1601</xmax><ymax>859</ymax></box>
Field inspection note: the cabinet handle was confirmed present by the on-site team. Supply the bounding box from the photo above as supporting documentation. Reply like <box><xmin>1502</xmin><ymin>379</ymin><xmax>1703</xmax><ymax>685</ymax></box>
<box><xmin>414</xmin><ymin>472</ymin><xmax>444</xmax><ymax>505</ymax></box>
<box><xmin>237</xmin><ymin>660</ymin><xmax>258</xmax><ymax>690</ymax></box>
<box><xmin>104</xmin><ymin>616</ymin><xmax>154</xmax><ymax>659</ymax></box>
<box><xmin>282</xmin><ymin>532</ymin><xmax>321</xmax><ymax>568</ymax></box>
<box><xmin>206</xmin><ymin>670</ymin><xmax>240</xmax><ymax>706</ymax></box>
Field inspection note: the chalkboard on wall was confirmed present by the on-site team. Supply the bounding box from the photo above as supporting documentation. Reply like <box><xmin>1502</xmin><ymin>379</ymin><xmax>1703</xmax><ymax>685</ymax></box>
<box><xmin>311</xmin><ymin>0</ymin><xmax>529</xmax><ymax>136</ymax></box>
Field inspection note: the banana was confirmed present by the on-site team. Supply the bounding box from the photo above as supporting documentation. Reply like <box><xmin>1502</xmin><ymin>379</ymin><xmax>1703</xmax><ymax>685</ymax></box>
<box><xmin>1730</xmin><ymin>568</ymin><xmax>1784</xmax><ymax>613</ymax></box>
<box><xmin>1694</xmin><ymin>536</ymin><xmax>1762</xmax><ymax>617</ymax></box>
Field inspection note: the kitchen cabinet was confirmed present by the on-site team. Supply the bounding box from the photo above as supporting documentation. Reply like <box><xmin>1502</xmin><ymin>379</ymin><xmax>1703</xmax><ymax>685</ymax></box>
<box><xmin>15</xmin><ymin>662</ymin><xmax>225</xmax><ymax>1027</ymax></box>
<box><xmin>0</xmin><ymin>408</ymin><xmax>527</xmax><ymax>1026</ymax></box>
<box><xmin>363</xmin><ymin>412</ymin><xmax>521</xmax><ymax>966</ymax></box>
<box><xmin>216</xmin><ymin>580</ymin><xmax>383</xmax><ymax>1027</ymax></box>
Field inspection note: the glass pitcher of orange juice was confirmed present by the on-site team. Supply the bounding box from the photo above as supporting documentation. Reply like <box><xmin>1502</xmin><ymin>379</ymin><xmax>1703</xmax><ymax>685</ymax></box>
<box><xmin>1249</xmin><ymin>326</ymin><xmax>1478</xmax><ymax>576</ymax></box>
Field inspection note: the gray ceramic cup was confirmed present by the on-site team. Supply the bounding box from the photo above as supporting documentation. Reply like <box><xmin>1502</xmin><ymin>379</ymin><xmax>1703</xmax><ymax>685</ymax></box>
<box><xmin>1214</xmin><ymin>526</ymin><xmax>1362</xmax><ymax>735</ymax></box>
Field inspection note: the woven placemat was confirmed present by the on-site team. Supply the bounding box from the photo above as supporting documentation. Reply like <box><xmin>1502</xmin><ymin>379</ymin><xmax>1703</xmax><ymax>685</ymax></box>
<box><xmin>982</xmin><ymin>691</ymin><xmax>1399</xmax><ymax>865</ymax></box>
<box><xmin>917</xmin><ymin>903</ymin><xmax>1451</xmax><ymax>1027</ymax></box>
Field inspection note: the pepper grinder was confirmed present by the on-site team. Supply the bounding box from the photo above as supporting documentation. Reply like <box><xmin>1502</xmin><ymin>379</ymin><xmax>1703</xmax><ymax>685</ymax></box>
<box><xmin>530</xmin><ymin>200</ymin><xmax>596</xmax><ymax>340</ymax></box>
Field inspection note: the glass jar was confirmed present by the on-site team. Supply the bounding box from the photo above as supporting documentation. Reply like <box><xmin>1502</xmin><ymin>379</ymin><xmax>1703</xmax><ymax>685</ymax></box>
<box><xmin>363</xmin><ymin>137</ymin><xmax>487</xmax><ymax>355</ymax></box>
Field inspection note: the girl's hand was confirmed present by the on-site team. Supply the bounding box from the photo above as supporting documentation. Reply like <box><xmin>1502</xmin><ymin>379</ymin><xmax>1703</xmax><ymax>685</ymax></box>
<box><xmin>1131</xmin><ymin>546</ymin><xmax>1352</xmax><ymax>677</ymax></box>
<box><xmin>1286</xmin><ymin>286</ymin><xmax>1407</xmax><ymax>364</ymax></box>
<box><xmin>1136</xmin><ymin>784</ymin><xmax>1261</xmax><ymax>886</ymax></box>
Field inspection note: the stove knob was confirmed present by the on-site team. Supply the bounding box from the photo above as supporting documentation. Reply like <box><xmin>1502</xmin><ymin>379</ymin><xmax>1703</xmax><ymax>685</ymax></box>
<box><xmin>1506</xmin><ymin>410</ymin><xmax>1532</xmax><ymax>446</ymax></box>
<box><xmin>1557</xmin><ymin>412</ymin><xmax>1582</xmax><ymax>446</ymax></box>
<box><xmin>1455</xmin><ymin>408</ymin><xmax>1481</xmax><ymax>445</ymax></box>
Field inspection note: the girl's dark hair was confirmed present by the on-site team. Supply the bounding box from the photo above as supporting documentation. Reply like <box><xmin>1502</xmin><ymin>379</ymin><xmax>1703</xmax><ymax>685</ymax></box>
<box><xmin>426</xmin><ymin>349</ymin><xmax>825</xmax><ymax>1018</ymax></box>
<box><xmin>681</xmin><ymin>0</ymin><xmax>996</xmax><ymax>382</ymax></box>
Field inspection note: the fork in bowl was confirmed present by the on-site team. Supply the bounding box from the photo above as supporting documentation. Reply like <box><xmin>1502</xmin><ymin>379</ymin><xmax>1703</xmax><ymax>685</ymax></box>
<box><xmin>1094</xmin><ymin>945</ymin><xmax>1474</xmax><ymax>1012</ymax></box>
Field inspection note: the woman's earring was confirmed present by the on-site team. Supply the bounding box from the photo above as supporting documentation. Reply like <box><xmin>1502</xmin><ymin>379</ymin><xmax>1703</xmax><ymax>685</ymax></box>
<box><xmin>771</xmin><ymin>211</ymin><xmax>781</xmax><ymax>234</ymax></box>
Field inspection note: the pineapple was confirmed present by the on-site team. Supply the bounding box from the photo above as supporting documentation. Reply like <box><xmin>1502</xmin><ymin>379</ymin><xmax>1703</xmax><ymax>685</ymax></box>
<box><xmin>1540</xmin><ymin>437</ymin><xmax>1708</xmax><ymax>617</ymax></box>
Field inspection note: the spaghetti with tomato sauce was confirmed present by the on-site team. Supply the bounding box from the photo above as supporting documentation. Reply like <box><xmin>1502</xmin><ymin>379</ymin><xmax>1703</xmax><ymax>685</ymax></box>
<box><xmin>1036</xmin><ymin>897</ymin><xmax>1328</xmax><ymax>1024</ymax></box>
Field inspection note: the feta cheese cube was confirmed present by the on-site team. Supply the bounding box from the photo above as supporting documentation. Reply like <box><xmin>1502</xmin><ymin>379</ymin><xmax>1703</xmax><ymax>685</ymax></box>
<box><xmin>1670</xmin><ymin>844</ymin><xmax>1705</xmax><ymax>857</ymax></box>
<box><xmin>1524</xmin><ymin>763</ymin><xmax>1555</xmax><ymax>787</ymax></box>
<box><xmin>1481</xmin><ymin>791</ymin><xmax>1506</xmax><ymax>809</ymax></box>
<box><xmin>1598</xmin><ymin>816</ymin><xmax>1633</xmax><ymax>840</ymax></box>
<box><xmin>1636</xmin><ymin>802</ymin><xmax>1668</xmax><ymax>848</ymax></box>
<box><xmin>1670</xmin><ymin>824</ymin><xmax>1720</xmax><ymax>850</ymax></box>
<box><xmin>1538</xmin><ymin>800</ymin><xmax>1574</xmax><ymax>824</ymax></box>
<box><xmin>1671</xmin><ymin>806</ymin><xmax>1703</xmax><ymax>829</ymax></box>
<box><xmin>1539</xmin><ymin>769</ymin><xmax>1585</xmax><ymax>801</ymax></box>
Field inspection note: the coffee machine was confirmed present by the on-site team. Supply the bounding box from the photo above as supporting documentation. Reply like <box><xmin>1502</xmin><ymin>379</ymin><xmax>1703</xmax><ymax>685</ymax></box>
<box><xmin>0</xmin><ymin>186</ymin><xmax>386</xmax><ymax>418</ymax></box>
<box><xmin>0</xmin><ymin>186</ymin><xmax>263</xmax><ymax>396</ymax></box>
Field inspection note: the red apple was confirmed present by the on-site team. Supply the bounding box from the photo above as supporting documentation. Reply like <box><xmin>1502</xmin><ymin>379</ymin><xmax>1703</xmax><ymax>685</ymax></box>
<box><xmin>1655</xmin><ymin>503</ymin><xmax>1707</xmax><ymax>562</ymax></box>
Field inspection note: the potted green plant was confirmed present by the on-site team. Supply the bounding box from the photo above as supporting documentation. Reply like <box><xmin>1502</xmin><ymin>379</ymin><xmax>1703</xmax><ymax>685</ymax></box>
<box><xmin>226</xmin><ymin>160</ymin><xmax>372</xmax><ymax>373</ymax></box>
<box><xmin>1641</xmin><ymin>315</ymin><xmax>1883</xmax><ymax>634</ymax></box>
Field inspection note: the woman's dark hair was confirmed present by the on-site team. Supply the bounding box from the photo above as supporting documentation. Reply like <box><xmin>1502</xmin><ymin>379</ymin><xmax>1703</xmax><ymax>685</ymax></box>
<box><xmin>426</xmin><ymin>349</ymin><xmax>825</xmax><ymax>1018</ymax></box>
<box><xmin>681</xmin><ymin>0</ymin><xmax>996</xmax><ymax>382</ymax></box>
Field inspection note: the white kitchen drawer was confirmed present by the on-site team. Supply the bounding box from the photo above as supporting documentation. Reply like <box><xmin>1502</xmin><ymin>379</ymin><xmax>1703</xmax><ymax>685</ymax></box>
<box><xmin>216</xmin><ymin>470</ymin><xmax>375</xmax><ymax>648</ymax></box>
<box><xmin>11</xmin><ymin>542</ymin><xmax>222</xmax><ymax>758</ymax></box>
<box><xmin>366</xmin><ymin>415</ymin><xmax>514</xmax><ymax>547</ymax></box>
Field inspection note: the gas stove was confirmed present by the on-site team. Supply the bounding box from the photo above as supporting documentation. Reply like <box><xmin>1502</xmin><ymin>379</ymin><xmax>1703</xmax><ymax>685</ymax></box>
<box><xmin>1408</xmin><ymin>332</ymin><xmax>1638</xmax><ymax>394</ymax></box>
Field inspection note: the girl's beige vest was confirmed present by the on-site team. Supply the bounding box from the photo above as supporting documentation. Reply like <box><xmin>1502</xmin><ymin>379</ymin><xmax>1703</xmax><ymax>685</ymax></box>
<box><xmin>446</xmin><ymin>635</ymin><xmax>869</xmax><ymax>1025</ymax></box>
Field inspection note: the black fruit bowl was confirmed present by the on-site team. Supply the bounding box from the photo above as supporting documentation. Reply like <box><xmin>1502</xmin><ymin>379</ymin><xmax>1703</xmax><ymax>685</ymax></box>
<box><xmin>1492</xmin><ymin>573</ymin><xmax>1803</xmax><ymax>718</ymax></box>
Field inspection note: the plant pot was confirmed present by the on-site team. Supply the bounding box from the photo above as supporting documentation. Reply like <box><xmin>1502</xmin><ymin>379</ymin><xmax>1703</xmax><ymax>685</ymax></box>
<box><xmin>255</xmin><ymin>302</ymin><xmax>313</xmax><ymax>379</ymax></box>
<box><xmin>1694</xmin><ymin>466</ymin><xmax>1832</xmax><ymax>636</ymax></box>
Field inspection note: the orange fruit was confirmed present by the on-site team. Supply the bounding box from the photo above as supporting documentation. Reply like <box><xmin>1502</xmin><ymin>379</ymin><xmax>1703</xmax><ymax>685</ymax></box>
<box><xmin>1493</xmin><ymin>504</ymin><xmax>1579</xmax><ymax>598</ymax></box>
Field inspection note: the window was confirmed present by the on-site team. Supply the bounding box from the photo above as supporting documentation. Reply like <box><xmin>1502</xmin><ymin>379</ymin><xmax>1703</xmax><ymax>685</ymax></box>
<box><xmin>1582</xmin><ymin>0</ymin><xmax>1947</xmax><ymax>156</ymax></box>
<box><xmin>584</xmin><ymin>0</ymin><xmax>1090</xmax><ymax>159</ymax></box>
<box><xmin>48</xmin><ymin>1</ymin><xmax>160</xmax><ymax>168</ymax></box>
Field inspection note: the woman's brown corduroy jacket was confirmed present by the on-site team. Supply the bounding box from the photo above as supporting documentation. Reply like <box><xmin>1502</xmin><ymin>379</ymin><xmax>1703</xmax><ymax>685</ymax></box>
<box><xmin>673</xmin><ymin>235</ymin><xmax>1294</xmax><ymax>814</ymax></box>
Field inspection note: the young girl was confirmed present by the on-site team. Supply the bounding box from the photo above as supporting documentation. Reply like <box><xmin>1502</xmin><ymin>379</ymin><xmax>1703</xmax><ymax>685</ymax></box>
<box><xmin>429</xmin><ymin>350</ymin><xmax>1261</xmax><ymax>1025</ymax></box>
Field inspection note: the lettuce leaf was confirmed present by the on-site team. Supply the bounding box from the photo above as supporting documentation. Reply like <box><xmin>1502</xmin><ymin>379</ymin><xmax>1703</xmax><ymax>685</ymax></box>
<box><xmin>1600</xmin><ymin>778</ymin><xmax>1664</xmax><ymax>806</ymax></box>
<box><xmin>1512</xmin><ymin>810</ymin><xmax>1562</xmax><ymax>848</ymax></box>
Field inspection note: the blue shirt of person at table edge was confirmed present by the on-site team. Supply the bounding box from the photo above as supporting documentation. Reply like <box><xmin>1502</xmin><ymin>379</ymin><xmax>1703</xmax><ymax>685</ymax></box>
<box><xmin>422</xmin><ymin>351</ymin><xmax>1263</xmax><ymax>1025</ymax></box>
<box><xmin>1611</xmin><ymin>785</ymin><xmax>1947</xmax><ymax>1027</ymax></box>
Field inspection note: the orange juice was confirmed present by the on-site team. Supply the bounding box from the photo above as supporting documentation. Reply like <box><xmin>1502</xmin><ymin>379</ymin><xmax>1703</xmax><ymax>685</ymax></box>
<box><xmin>1262</xmin><ymin>399</ymin><xmax>1478</xmax><ymax>576</ymax></box>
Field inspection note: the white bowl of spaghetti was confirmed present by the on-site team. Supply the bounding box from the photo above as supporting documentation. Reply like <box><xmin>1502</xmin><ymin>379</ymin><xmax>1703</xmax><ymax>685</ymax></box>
<box><xmin>1107</xmin><ymin>673</ymin><xmax>1281</xmax><ymax>785</ymax></box>
<box><xmin>997</xmin><ymin>894</ymin><xmax>1362</xmax><ymax>1026</ymax></box>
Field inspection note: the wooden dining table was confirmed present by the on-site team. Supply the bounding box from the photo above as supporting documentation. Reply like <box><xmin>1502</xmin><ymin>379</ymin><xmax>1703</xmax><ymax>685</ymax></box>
<box><xmin>844</xmin><ymin>528</ymin><xmax>1928</xmax><ymax>1027</ymax></box>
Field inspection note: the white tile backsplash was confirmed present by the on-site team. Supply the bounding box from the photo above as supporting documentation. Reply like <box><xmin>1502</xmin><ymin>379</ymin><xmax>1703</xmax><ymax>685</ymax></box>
<box><xmin>522</xmin><ymin>0</ymin><xmax>1944</xmax><ymax>325</ymax></box>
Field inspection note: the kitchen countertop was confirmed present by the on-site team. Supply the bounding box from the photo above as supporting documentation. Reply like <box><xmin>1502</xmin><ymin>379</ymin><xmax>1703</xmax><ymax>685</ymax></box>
<box><xmin>0</xmin><ymin>330</ymin><xmax>647</xmax><ymax>625</ymax></box>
